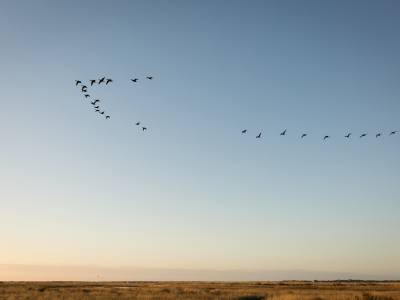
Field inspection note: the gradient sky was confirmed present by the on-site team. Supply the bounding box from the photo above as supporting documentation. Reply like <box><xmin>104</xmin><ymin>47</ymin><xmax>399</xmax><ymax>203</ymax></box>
<box><xmin>1</xmin><ymin>0</ymin><xmax>399</xmax><ymax>280</ymax></box>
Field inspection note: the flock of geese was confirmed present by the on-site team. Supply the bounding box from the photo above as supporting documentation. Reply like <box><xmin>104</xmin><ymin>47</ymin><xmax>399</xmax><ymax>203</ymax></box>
<box><xmin>244</xmin><ymin>129</ymin><xmax>398</xmax><ymax>140</ymax></box>
<box><xmin>75</xmin><ymin>77</ymin><xmax>397</xmax><ymax>141</ymax></box>
<box><xmin>74</xmin><ymin>76</ymin><xmax>154</xmax><ymax>130</ymax></box>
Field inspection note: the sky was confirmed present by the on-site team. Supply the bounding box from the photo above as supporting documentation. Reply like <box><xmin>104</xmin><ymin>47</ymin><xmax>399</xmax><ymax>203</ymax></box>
<box><xmin>0</xmin><ymin>0</ymin><xmax>399</xmax><ymax>280</ymax></box>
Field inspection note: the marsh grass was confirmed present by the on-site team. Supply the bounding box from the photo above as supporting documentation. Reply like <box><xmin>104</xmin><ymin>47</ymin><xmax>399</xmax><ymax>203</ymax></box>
<box><xmin>0</xmin><ymin>281</ymin><xmax>399</xmax><ymax>300</ymax></box>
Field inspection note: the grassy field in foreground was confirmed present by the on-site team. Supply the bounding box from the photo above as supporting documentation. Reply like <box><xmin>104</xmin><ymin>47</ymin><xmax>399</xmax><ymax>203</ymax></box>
<box><xmin>0</xmin><ymin>281</ymin><xmax>399</xmax><ymax>300</ymax></box>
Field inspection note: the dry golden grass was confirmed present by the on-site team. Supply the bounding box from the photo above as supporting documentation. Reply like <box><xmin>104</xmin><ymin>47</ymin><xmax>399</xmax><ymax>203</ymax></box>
<box><xmin>0</xmin><ymin>281</ymin><xmax>399</xmax><ymax>300</ymax></box>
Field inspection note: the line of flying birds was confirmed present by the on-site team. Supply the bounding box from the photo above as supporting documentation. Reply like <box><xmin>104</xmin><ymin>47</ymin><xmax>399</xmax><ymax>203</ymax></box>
<box><xmin>242</xmin><ymin>129</ymin><xmax>398</xmax><ymax>140</ymax></box>
<box><xmin>74</xmin><ymin>75</ymin><xmax>153</xmax><ymax>130</ymax></box>
<box><xmin>75</xmin><ymin>77</ymin><xmax>397</xmax><ymax>140</ymax></box>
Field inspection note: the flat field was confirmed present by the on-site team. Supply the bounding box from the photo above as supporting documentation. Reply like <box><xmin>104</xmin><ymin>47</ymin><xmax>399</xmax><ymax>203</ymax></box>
<box><xmin>0</xmin><ymin>281</ymin><xmax>399</xmax><ymax>300</ymax></box>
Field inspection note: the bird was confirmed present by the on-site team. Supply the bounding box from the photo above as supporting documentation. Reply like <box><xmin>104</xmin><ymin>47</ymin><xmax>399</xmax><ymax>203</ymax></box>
<box><xmin>376</xmin><ymin>133</ymin><xmax>382</xmax><ymax>138</ymax></box>
<box><xmin>146</xmin><ymin>76</ymin><xmax>153</xmax><ymax>80</ymax></box>
<box><xmin>135</xmin><ymin>122</ymin><xmax>140</xmax><ymax>126</ymax></box>
<box><xmin>105</xmin><ymin>115</ymin><xmax>110</xmax><ymax>119</ymax></box>
<box><xmin>75</xmin><ymin>80</ymin><xmax>81</xmax><ymax>86</ymax></box>
<box><xmin>81</xmin><ymin>85</ymin><xmax>87</xmax><ymax>92</ymax></box>
<box><xmin>95</xmin><ymin>109</ymin><xmax>100</xmax><ymax>112</ymax></box>
<box><xmin>106</xmin><ymin>79</ymin><xmax>113</xmax><ymax>84</ymax></box>
<box><xmin>390</xmin><ymin>130</ymin><xmax>398</xmax><ymax>135</ymax></box>
<box><xmin>84</xmin><ymin>94</ymin><xmax>90</xmax><ymax>98</ymax></box>
<box><xmin>98</xmin><ymin>77</ymin><xmax>105</xmax><ymax>84</ymax></box>
<box><xmin>94</xmin><ymin>106</ymin><xmax>99</xmax><ymax>109</ymax></box>
<box><xmin>280</xmin><ymin>129</ymin><xmax>287</xmax><ymax>136</ymax></box>
<box><xmin>256</xmin><ymin>132</ymin><xmax>262</xmax><ymax>139</ymax></box>
<box><xmin>90</xmin><ymin>79</ymin><xmax>96</xmax><ymax>86</ymax></box>
<box><xmin>131</xmin><ymin>78</ymin><xmax>138</xmax><ymax>83</ymax></box>
<box><xmin>345</xmin><ymin>133</ymin><xmax>352</xmax><ymax>138</ymax></box>
<box><xmin>323</xmin><ymin>135</ymin><xmax>330</xmax><ymax>140</ymax></box>
<box><xmin>301</xmin><ymin>133</ymin><xmax>307</xmax><ymax>138</ymax></box>
<box><xmin>100</xmin><ymin>111</ymin><xmax>105</xmax><ymax>115</ymax></box>
<box><xmin>360</xmin><ymin>133</ymin><xmax>367</xmax><ymax>138</ymax></box>
<box><xmin>242</xmin><ymin>129</ymin><xmax>247</xmax><ymax>134</ymax></box>
<box><xmin>142</xmin><ymin>126</ymin><xmax>147</xmax><ymax>131</ymax></box>
<box><xmin>91</xmin><ymin>99</ymin><xmax>100</xmax><ymax>105</ymax></box>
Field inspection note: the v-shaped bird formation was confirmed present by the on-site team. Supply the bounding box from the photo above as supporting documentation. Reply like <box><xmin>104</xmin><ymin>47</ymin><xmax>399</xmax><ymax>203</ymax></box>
<box><xmin>74</xmin><ymin>76</ymin><xmax>154</xmax><ymax>129</ymax></box>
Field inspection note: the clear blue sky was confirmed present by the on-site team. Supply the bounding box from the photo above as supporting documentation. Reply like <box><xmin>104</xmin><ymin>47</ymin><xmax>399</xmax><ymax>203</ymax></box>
<box><xmin>1</xmin><ymin>0</ymin><xmax>399</xmax><ymax>279</ymax></box>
